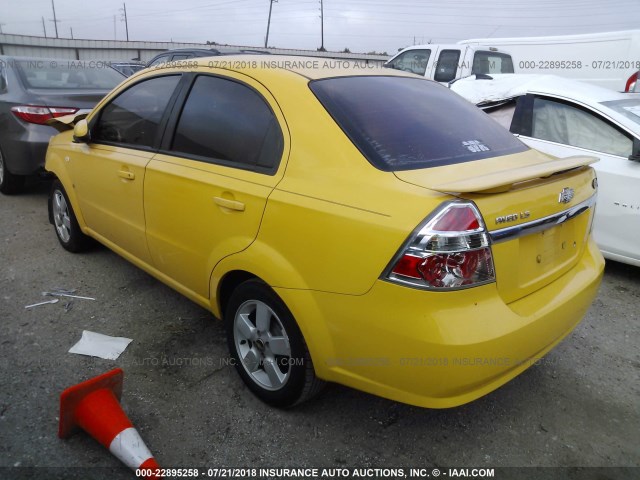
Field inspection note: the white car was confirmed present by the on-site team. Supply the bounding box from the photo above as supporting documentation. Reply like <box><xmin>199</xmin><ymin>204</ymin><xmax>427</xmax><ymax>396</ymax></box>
<box><xmin>451</xmin><ymin>74</ymin><xmax>640</xmax><ymax>267</ymax></box>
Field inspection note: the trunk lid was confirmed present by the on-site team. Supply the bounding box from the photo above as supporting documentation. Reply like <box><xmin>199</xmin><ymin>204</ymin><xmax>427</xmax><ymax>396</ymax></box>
<box><xmin>394</xmin><ymin>149</ymin><xmax>598</xmax><ymax>304</ymax></box>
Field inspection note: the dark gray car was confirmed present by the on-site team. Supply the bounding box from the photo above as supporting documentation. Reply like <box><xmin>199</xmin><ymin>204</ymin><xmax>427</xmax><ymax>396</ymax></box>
<box><xmin>110</xmin><ymin>61</ymin><xmax>146</xmax><ymax>77</ymax></box>
<box><xmin>147</xmin><ymin>48</ymin><xmax>221</xmax><ymax>67</ymax></box>
<box><xmin>0</xmin><ymin>56</ymin><xmax>125</xmax><ymax>194</ymax></box>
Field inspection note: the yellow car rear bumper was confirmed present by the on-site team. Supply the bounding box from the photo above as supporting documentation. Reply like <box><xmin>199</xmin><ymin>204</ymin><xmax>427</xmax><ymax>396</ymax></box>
<box><xmin>276</xmin><ymin>238</ymin><xmax>604</xmax><ymax>408</ymax></box>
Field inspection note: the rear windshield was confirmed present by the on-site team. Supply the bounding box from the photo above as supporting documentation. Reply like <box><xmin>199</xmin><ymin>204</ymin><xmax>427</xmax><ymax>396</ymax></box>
<box><xmin>310</xmin><ymin>76</ymin><xmax>527</xmax><ymax>171</ymax></box>
<box><xmin>16</xmin><ymin>60</ymin><xmax>124</xmax><ymax>90</ymax></box>
<box><xmin>600</xmin><ymin>98</ymin><xmax>640</xmax><ymax>128</ymax></box>
<box><xmin>472</xmin><ymin>51</ymin><xmax>514</xmax><ymax>75</ymax></box>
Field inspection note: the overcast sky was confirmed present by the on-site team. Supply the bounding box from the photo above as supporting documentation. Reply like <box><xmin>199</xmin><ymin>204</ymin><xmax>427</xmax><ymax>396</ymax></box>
<box><xmin>1</xmin><ymin>0</ymin><xmax>639</xmax><ymax>54</ymax></box>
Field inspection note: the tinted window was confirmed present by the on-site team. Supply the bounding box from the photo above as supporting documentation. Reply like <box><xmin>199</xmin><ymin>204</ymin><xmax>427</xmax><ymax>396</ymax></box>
<box><xmin>171</xmin><ymin>75</ymin><xmax>283</xmax><ymax>170</ymax></box>
<box><xmin>171</xmin><ymin>54</ymin><xmax>190</xmax><ymax>61</ymax></box>
<box><xmin>310</xmin><ymin>76</ymin><xmax>528</xmax><ymax>171</ymax></box>
<box><xmin>149</xmin><ymin>55</ymin><xmax>170</xmax><ymax>66</ymax></box>
<box><xmin>93</xmin><ymin>75</ymin><xmax>180</xmax><ymax>148</ymax></box>
<box><xmin>434</xmin><ymin>50</ymin><xmax>461</xmax><ymax>82</ymax></box>
<box><xmin>532</xmin><ymin>97</ymin><xmax>632</xmax><ymax>157</ymax></box>
<box><xmin>472</xmin><ymin>51</ymin><xmax>514</xmax><ymax>75</ymax></box>
<box><xmin>386</xmin><ymin>49</ymin><xmax>431</xmax><ymax>76</ymax></box>
<box><xmin>112</xmin><ymin>64</ymin><xmax>145</xmax><ymax>77</ymax></box>
<box><xmin>16</xmin><ymin>60</ymin><xmax>123</xmax><ymax>90</ymax></box>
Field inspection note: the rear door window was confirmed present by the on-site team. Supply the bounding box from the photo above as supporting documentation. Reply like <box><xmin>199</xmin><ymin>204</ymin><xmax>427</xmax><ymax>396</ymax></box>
<box><xmin>472</xmin><ymin>51</ymin><xmax>514</xmax><ymax>74</ymax></box>
<box><xmin>92</xmin><ymin>75</ymin><xmax>181</xmax><ymax>149</ymax></box>
<box><xmin>149</xmin><ymin>55</ymin><xmax>170</xmax><ymax>66</ymax></box>
<box><xmin>434</xmin><ymin>50</ymin><xmax>461</xmax><ymax>82</ymax></box>
<box><xmin>170</xmin><ymin>75</ymin><xmax>284</xmax><ymax>172</ymax></box>
<box><xmin>531</xmin><ymin>96</ymin><xmax>632</xmax><ymax>157</ymax></box>
<box><xmin>310</xmin><ymin>76</ymin><xmax>527</xmax><ymax>171</ymax></box>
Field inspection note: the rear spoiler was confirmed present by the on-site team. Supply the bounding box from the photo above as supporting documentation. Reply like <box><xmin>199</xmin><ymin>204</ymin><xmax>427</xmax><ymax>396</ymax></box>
<box><xmin>45</xmin><ymin>109</ymin><xmax>92</xmax><ymax>133</ymax></box>
<box><xmin>431</xmin><ymin>156</ymin><xmax>599</xmax><ymax>194</ymax></box>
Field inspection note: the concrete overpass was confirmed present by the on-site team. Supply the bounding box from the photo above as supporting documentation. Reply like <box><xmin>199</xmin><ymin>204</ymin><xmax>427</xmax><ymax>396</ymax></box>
<box><xmin>0</xmin><ymin>33</ymin><xmax>388</xmax><ymax>65</ymax></box>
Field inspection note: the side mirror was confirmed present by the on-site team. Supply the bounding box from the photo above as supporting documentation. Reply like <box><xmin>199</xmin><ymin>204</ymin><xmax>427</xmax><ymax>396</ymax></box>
<box><xmin>73</xmin><ymin>119</ymin><xmax>90</xmax><ymax>143</ymax></box>
<box><xmin>630</xmin><ymin>137</ymin><xmax>640</xmax><ymax>162</ymax></box>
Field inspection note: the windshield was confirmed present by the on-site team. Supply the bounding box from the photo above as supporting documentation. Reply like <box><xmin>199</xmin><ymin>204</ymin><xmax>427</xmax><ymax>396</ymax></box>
<box><xmin>600</xmin><ymin>98</ymin><xmax>640</xmax><ymax>128</ymax></box>
<box><xmin>310</xmin><ymin>76</ymin><xmax>528</xmax><ymax>171</ymax></box>
<box><xmin>16</xmin><ymin>59</ymin><xmax>124</xmax><ymax>90</ymax></box>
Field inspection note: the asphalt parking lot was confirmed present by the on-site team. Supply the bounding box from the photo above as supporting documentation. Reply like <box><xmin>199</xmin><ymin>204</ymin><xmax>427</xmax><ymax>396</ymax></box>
<box><xmin>1</xmin><ymin>180</ymin><xmax>639</xmax><ymax>480</ymax></box>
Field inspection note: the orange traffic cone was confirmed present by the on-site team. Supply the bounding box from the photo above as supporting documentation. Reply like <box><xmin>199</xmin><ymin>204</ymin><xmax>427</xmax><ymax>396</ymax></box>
<box><xmin>59</xmin><ymin>368</ymin><xmax>161</xmax><ymax>479</ymax></box>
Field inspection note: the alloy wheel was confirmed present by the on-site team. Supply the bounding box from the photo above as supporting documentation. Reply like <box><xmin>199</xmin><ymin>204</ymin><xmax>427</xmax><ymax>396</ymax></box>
<box><xmin>52</xmin><ymin>190</ymin><xmax>72</xmax><ymax>243</ymax></box>
<box><xmin>234</xmin><ymin>299</ymin><xmax>292</xmax><ymax>391</ymax></box>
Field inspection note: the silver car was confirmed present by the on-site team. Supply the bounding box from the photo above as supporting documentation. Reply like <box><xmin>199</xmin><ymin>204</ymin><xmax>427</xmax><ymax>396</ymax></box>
<box><xmin>0</xmin><ymin>56</ymin><xmax>124</xmax><ymax>194</ymax></box>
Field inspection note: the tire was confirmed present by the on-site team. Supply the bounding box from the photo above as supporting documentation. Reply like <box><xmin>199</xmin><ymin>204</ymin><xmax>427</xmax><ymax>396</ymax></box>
<box><xmin>0</xmin><ymin>148</ymin><xmax>26</xmax><ymax>195</ymax></box>
<box><xmin>225</xmin><ymin>279</ymin><xmax>325</xmax><ymax>407</ymax></box>
<box><xmin>49</xmin><ymin>180</ymin><xmax>91</xmax><ymax>252</ymax></box>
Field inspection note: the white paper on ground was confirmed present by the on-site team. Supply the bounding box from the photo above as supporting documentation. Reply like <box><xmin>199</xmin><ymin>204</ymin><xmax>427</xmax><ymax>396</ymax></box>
<box><xmin>68</xmin><ymin>330</ymin><xmax>133</xmax><ymax>360</ymax></box>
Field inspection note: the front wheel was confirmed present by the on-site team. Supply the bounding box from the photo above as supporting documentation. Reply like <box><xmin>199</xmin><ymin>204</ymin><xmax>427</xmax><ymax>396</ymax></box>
<box><xmin>50</xmin><ymin>180</ymin><xmax>91</xmax><ymax>252</ymax></box>
<box><xmin>225</xmin><ymin>280</ymin><xmax>325</xmax><ymax>407</ymax></box>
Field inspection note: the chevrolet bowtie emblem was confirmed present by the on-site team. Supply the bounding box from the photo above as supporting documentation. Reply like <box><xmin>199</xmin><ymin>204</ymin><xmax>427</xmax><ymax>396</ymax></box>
<box><xmin>558</xmin><ymin>187</ymin><xmax>575</xmax><ymax>204</ymax></box>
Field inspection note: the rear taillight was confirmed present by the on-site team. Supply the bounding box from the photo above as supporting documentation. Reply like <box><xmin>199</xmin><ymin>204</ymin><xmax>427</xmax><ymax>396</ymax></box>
<box><xmin>11</xmin><ymin>106</ymin><xmax>79</xmax><ymax>125</ymax></box>
<box><xmin>384</xmin><ymin>201</ymin><xmax>495</xmax><ymax>290</ymax></box>
<box><xmin>625</xmin><ymin>72</ymin><xmax>638</xmax><ymax>92</ymax></box>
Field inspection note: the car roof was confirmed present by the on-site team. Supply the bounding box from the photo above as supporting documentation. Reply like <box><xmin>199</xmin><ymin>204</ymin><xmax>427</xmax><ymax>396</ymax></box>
<box><xmin>450</xmin><ymin>74</ymin><xmax>630</xmax><ymax>106</ymax></box>
<box><xmin>395</xmin><ymin>44</ymin><xmax>467</xmax><ymax>52</ymax></box>
<box><xmin>147</xmin><ymin>54</ymin><xmax>418</xmax><ymax>81</ymax></box>
<box><xmin>148</xmin><ymin>49</ymin><xmax>221</xmax><ymax>63</ymax></box>
<box><xmin>155</xmin><ymin>48</ymin><xmax>220</xmax><ymax>54</ymax></box>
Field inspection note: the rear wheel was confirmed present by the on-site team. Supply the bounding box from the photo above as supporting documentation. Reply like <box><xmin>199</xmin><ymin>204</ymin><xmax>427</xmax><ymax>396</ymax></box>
<box><xmin>0</xmin><ymin>149</ymin><xmax>26</xmax><ymax>195</ymax></box>
<box><xmin>225</xmin><ymin>279</ymin><xmax>325</xmax><ymax>407</ymax></box>
<box><xmin>50</xmin><ymin>180</ymin><xmax>91</xmax><ymax>252</ymax></box>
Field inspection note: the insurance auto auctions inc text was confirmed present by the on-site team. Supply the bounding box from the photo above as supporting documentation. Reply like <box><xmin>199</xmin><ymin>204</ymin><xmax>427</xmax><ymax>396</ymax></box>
<box><xmin>247</xmin><ymin>467</ymin><xmax>495</xmax><ymax>478</ymax></box>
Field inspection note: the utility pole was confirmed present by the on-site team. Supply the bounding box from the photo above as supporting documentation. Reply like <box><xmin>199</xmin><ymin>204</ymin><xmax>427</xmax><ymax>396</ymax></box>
<box><xmin>0</xmin><ymin>23</ymin><xmax>5</xmax><ymax>34</ymax></box>
<box><xmin>113</xmin><ymin>15</ymin><xmax>116</xmax><ymax>40</ymax></box>
<box><xmin>51</xmin><ymin>0</ymin><xmax>59</xmax><ymax>38</ymax></box>
<box><xmin>70</xmin><ymin>27</ymin><xmax>73</xmax><ymax>39</ymax></box>
<box><xmin>42</xmin><ymin>17</ymin><xmax>47</xmax><ymax>37</ymax></box>
<box><xmin>121</xmin><ymin>3</ymin><xmax>129</xmax><ymax>41</ymax></box>
<box><xmin>319</xmin><ymin>0</ymin><xmax>324</xmax><ymax>51</ymax></box>
<box><xmin>265</xmin><ymin>0</ymin><xmax>277</xmax><ymax>48</ymax></box>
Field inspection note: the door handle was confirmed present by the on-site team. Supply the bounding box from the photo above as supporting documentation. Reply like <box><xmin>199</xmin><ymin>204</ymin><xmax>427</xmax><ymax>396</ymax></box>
<box><xmin>213</xmin><ymin>197</ymin><xmax>245</xmax><ymax>212</ymax></box>
<box><xmin>118</xmin><ymin>170</ymin><xmax>135</xmax><ymax>180</ymax></box>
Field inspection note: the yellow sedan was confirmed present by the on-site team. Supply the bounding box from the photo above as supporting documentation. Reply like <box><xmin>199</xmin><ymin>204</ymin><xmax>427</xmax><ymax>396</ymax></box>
<box><xmin>45</xmin><ymin>57</ymin><xmax>604</xmax><ymax>408</ymax></box>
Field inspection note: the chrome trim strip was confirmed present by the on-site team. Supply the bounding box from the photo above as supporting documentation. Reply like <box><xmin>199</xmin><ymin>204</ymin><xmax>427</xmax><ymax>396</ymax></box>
<box><xmin>490</xmin><ymin>194</ymin><xmax>596</xmax><ymax>244</ymax></box>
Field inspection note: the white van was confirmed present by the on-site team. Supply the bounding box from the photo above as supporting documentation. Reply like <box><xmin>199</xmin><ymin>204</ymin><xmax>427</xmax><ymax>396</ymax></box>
<box><xmin>384</xmin><ymin>44</ymin><xmax>514</xmax><ymax>83</ymax></box>
<box><xmin>459</xmin><ymin>30</ymin><xmax>640</xmax><ymax>92</ymax></box>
